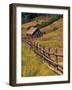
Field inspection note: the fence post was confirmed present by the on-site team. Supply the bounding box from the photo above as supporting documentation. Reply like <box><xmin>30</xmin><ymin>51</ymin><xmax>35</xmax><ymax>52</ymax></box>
<box><xmin>43</xmin><ymin>46</ymin><xmax>45</xmax><ymax>58</ymax></box>
<box><xmin>36</xmin><ymin>43</ymin><xmax>38</xmax><ymax>50</ymax></box>
<box><xmin>39</xmin><ymin>44</ymin><xmax>41</xmax><ymax>55</ymax></box>
<box><xmin>55</xmin><ymin>48</ymin><xmax>58</xmax><ymax>70</ymax></box>
<box><xmin>40</xmin><ymin>45</ymin><xmax>42</xmax><ymax>56</ymax></box>
<box><xmin>35</xmin><ymin>42</ymin><xmax>38</xmax><ymax>54</ymax></box>
<box><xmin>48</xmin><ymin>48</ymin><xmax>50</xmax><ymax>65</ymax></box>
<box><xmin>33</xmin><ymin>41</ymin><xmax>35</xmax><ymax>48</ymax></box>
<box><xmin>33</xmin><ymin>42</ymin><xmax>35</xmax><ymax>50</ymax></box>
<box><xmin>33</xmin><ymin>42</ymin><xmax>35</xmax><ymax>51</ymax></box>
<box><xmin>31</xmin><ymin>41</ymin><xmax>33</xmax><ymax>48</ymax></box>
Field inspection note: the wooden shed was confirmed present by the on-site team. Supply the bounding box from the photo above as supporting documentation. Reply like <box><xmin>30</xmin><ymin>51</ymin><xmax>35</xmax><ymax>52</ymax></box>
<box><xmin>26</xmin><ymin>27</ymin><xmax>42</xmax><ymax>38</ymax></box>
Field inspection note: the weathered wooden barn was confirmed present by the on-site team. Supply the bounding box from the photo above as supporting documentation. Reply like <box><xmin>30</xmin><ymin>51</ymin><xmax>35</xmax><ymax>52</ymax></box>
<box><xmin>26</xmin><ymin>27</ymin><xmax>42</xmax><ymax>38</ymax></box>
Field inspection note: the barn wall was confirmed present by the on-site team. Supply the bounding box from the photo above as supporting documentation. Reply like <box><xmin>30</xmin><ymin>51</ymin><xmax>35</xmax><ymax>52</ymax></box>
<box><xmin>32</xmin><ymin>30</ymin><xmax>42</xmax><ymax>38</ymax></box>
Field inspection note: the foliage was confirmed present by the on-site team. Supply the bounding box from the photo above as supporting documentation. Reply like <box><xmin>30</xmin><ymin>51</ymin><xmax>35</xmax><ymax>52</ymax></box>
<box><xmin>36</xmin><ymin>15</ymin><xmax>63</xmax><ymax>28</ymax></box>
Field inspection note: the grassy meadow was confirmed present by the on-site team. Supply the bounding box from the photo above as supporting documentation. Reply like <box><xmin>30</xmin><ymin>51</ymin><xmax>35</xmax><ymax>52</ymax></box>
<box><xmin>21</xmin><ymin>43</ymin><xmax>56</xmax><ymax>77</ymax></box>
<box><xmin>21</xmin><ymin>14</ymin><xmax>63</xmax><ymax>77</ymax></box>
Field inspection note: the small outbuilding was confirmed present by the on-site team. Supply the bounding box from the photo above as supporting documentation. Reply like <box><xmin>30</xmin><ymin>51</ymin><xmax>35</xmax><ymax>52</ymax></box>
<box><xmin>26</xmin><ymin>27</ymin><xmax>42</xmax><ymax>38</ymax></box>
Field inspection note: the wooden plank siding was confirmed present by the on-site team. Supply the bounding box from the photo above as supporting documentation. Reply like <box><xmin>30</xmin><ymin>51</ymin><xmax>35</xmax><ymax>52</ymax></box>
<box><xmin>26</xmin><ymin>27</ymin><xmax>43</xmax><ymax>38</ymax></box>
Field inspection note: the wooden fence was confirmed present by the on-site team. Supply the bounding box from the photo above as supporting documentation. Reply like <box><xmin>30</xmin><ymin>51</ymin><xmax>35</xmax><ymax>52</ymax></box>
<box><xmin>24</xmin><ymin>39</ymin><xmax>63</xmax><ymax>75</ymax></box>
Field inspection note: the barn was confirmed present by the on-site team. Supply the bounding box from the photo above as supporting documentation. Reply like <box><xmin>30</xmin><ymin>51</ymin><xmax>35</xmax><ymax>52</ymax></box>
<box><xmin>26</xmin><ymin>27</ymin><xmax>42</xmax><ymax>38</ymax></box>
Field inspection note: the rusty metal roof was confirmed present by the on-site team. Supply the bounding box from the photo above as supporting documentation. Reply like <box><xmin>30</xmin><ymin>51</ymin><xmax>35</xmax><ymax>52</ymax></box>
<box><xmin>26</xmin><ymin>27</ymin><xmax>38</xmax><ymax>35</ymax></box>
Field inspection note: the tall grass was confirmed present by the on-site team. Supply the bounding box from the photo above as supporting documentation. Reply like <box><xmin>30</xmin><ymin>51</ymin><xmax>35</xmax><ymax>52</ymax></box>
<box><xmin>21</xmin><ymin>43</ymin><xmax>56</xmax><ymax>77</ymax></box>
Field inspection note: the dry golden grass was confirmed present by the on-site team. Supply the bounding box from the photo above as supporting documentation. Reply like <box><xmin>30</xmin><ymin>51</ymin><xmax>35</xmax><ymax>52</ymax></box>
<box><xmin>22</xmin><ymin>43</ymin><xmax>56</xmax><ymax>77</ymax></box>
<box><xmin>21</xmin><ymin>17</ymin><xmax>63</xmax><ymax>77</ymax></box>
<box><xmin>22</xmin><ymin>16</ymin><xmax>50</xmax><ymax>30</ymax></box>
<box><xmin>40</xmin><ymin>19</ymin><xmax>63</xmax><ymax>33</ymax></box>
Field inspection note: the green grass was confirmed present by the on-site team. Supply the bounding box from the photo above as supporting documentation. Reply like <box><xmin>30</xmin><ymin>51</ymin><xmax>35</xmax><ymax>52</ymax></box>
<box><xmin>21</xmin><ymin>43</ymin><xmax>56</xmax><ymax>77</ymax></box>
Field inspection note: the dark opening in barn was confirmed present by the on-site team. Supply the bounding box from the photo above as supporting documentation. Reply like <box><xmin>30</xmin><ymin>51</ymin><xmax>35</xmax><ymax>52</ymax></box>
<box><xmin>26</xmin><ymin>27</ymin><xmax>43</xmax><ymax>38</ymax></box>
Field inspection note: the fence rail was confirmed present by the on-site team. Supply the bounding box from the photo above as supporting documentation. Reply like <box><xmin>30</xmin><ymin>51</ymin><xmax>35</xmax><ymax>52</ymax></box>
<box><xmin>24</xmin><ymin>39</ymin><xmax>63</xmax><ymax>75</ymax></box>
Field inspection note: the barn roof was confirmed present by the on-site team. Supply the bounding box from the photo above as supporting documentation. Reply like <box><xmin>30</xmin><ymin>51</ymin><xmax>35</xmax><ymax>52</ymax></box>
<box><xmin>26</xmin><ymin>27</ymin><xmax>39</xmax><ymax>35</ymax></box>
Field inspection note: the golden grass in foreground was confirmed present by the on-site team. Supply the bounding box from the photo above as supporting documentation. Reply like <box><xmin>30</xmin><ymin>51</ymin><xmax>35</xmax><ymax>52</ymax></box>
<box><xmin>21</xmin><ymin>18</ymin><xmax>63</xmax><ymax>77</ymax></box>
<box><xmin>21</xmin><ymin>43</ymin><xmax>56</xmax><ymax>77</ymax></box>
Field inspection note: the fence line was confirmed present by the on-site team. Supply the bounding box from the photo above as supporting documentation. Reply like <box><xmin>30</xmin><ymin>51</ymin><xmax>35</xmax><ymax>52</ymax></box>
<box><xmin>24</xmin><ymin>39</ymin><xmax>63</xmax><ymax>75</ymax></box>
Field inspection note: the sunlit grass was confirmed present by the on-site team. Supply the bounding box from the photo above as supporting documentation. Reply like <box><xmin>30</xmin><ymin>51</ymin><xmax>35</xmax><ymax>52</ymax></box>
<box><xmin>21</xmin><ymin>18</ymin><xmax>63</xmax><ymax>77</ymax></box>
<box><xmin>21</xmin><ymin>43</ymin><xmax>56</xmax><ymax>77</ymax></box>
<box><xmin>34</xmin><ymin>26</ymin><xmax>63</xmax><ymax>49</ymax></box>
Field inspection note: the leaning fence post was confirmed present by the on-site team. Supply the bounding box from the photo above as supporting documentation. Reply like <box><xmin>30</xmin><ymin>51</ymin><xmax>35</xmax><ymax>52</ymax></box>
<box><xmin>40</xmin><ymin>45</ymin><xmax>42</xmax><ymax>56</ymax></box>
<box><xmin>55</xmin><ymin>48</ymin><xmax>58</xmax><ymax>70</ymax></box>
<box><xmin>36</xmin><ymin>42</ymin><xmax>38</xmax><ymax>54</ymax></box>
<box><xmin>48</xmin><ymin>48</ymin><xmax>50</xmax><ymax>65</ymax></box>
<box><xmin>31</xmin><ymin>41</ymin><xmax>33</xmax><ymax>48</ymax></box>
<box><xmin>39</xmin><ymin>44</ymin><xmax>41</xmax><ymax>55</ymax></box>
<box><xmin>29</xmin><ymin>40</ymin><xmax>31</xmax><ymax>48</ymax></box>
<box><xmin>43</xmin><ymin>46</ymin><xmax>45</xmax><ymax>58</ymax></box>
<box><xmin>36</xmin><ymin>43</ymin><xmax>38</xmax><ymax>50</ymax></box>
<box><xmin>33</xmin><ymin>42</ymin><xmax>36</xmax><ymax>52</ymax></box>
<box><xmin>33</xmin><ymin>42</ymin><xmax>35</xmax><ymax>50</ymax></box>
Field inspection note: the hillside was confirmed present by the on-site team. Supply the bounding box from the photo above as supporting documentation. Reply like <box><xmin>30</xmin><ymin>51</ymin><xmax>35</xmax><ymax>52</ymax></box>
<box><xmin>21</xmin><ymin>16</ymin><xmax>63</xmax><ymax>77</ymax></box>
<box><xmin>21</xmin><ymin>15</ymin><xmax>50</xmax><ymax>38</ymax></box>
<box><xmin>34</xmin><ymin>18</ymin><xmax>63</xmax><ymax>50</ymax></box>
